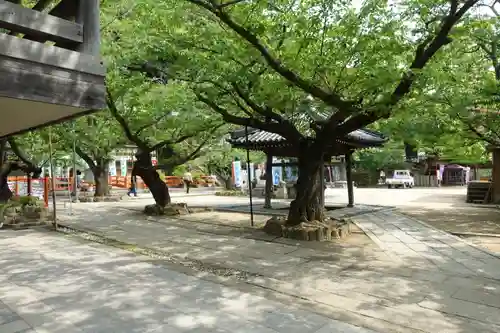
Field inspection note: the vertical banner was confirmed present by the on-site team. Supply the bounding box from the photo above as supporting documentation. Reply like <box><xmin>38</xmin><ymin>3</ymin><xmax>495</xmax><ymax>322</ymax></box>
<box><xmin>271</xmin><ymin>158</ymin><xmax>282</xmax><ymax>186</ymax></box>
<box><xmin>465</xmin><ymin>167</ymin><xmax>471</xmax><ymax>184</ymax></box>
<box><xmin>285</xmin><ymin>166</ymin><xmax>293</xmax><ymax>181</ymax></box>
<box><xmin>109</xmin><ymin>160</ymin><xmax>117</xmax><ymax>177</ymax></box>
<box><xmin>120</xmin><ymin>158</ymin><xmax>128</xmax><ymax>176</ymax></box>
<box><xmin>31</xmin><ymin>179</ymin><xmax>44</xmax><ymax>200</ymax></box>
<box><xmin>439</xmin><ymin>164</ymin><xmax>445</xmax><ymax>183</ymax></box>
<box><xmin>248</xmin><ymin>163</ymin><xmax>254</xmax><ymax>182</ymax></box>
<box><xmin>55</xmin><ymin>166</ymin><xmax>62</xmax><ymax>177</ymax></box>
<box><xmin>232</xmin><ymin>161</ymin><xmax>242</xmax><ymax>188</ymax></box>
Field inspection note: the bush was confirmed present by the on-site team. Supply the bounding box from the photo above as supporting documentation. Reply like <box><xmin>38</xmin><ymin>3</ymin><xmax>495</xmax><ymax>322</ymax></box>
<box><xmin>215</xmin><ymin>190</ymin><xmax>246</xmax><ymax>197</ymax></box>
<box><xmin>11</xmin><ymin>195</ymin><xmax>39</xmax><ymax>206</ymax></box>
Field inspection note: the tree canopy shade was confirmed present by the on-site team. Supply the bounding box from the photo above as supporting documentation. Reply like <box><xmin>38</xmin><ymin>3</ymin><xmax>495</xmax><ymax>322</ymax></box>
<box><xmin>90</xmin><ymin>0</ymin><xmax>228</xmax><ymax>206</ymax></box>
<box><xmin>166</xmin><ymin>0</ymin><xmax>481</xmax><ymax>224</ymax></box>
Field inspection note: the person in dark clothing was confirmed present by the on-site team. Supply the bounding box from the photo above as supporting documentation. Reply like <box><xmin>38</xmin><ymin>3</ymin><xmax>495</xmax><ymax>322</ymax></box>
<box><xmin>127</xmin><ymin>175</ymin><xmax>138</xmax><ymax>197</ymax></box>
<box><xmin>71</xmin><ymin>170</ymin><xmax>82</xmax><ymax>197</ymax></box>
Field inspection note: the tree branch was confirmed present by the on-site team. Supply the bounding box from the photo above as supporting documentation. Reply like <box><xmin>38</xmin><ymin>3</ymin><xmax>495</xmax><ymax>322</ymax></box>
<box><xmin>151</xmin><ymin>134</ymin><xmax>197</xmax><ymax>152</ymax></box>
<box><xmin>466</xmin><ymin>123</ymin><xmax>498</xmax><ymax>145</ymax></box>
<box><xmin>74</xmin><ymin>146</ymin><xmax>96</xmax><ymax>169</ymax></box>
<box><xmin>106</xmin><ymin>87</ymin><xmax>148</xmax><ymax>150</ymax></box>
<box><xmin>216</xmin><ymin>0</ymin><xmax>247</xmax><ymax>9</ymax></box>
<box><xmin>195</xmin><ymin>92</ymin><xmax>301</xmax><ymax>141</ymax></box>
<box><xmin>186</xmin><ymin>0</ymin><xmax>356</xmax><ymax>113</ymax></box>
<box><xmin>230</xmin><ymin>82</ymin><xmax>303</xmax><ymax>139</ymax></box>
<box><xmin>135</xmin><ymin>113</ymin><xmax>170</xmax><ymax>136</ymax></box>
<box><xmin>155</xmin><ymin>128</ymin><xmax>219</xmax><ymax>170</ymax></box>
<box><xmin>6</xmin><ymin>138</ymin><xmax>41</xmax><ymax>177</ymax></box>
<box><xmin>150</xmin><ymin>123</ymin><xmax>223</xmax><ymax>152</ymax></box>
<box><xmin>389</xmin><ymin>0</ymin><xmax>479</xmax><ymax>105</ymax></box>
<box><xmin>7</xmin><ymin>138</ymin><xmax>36</xmax><ymax>168</ymax></box>
<box><xmin>335</xmin><ymin>0</ymin><xmax>479</xmax><ymax>137</ymax></box>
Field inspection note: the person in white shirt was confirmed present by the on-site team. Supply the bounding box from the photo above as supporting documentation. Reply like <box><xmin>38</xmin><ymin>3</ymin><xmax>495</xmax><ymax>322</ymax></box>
<box><xmin>183</xmin><ymin>171</ymin><xmax>193</xmax><ymax>194</ymax></box>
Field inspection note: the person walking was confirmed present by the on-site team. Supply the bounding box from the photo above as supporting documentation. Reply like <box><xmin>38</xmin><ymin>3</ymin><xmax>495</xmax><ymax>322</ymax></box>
<box><xmin>70</xmin><ymin>170</ymin><xmax>82</xmax><ymax>197</ymax></box>
<box><xmin>127</xmin><ymin>174</ymin><xmax>137</xmax><ymax>197</ymax></box>
<box><xmin>183</xmin><ymin>170</ymin><xmax>193</xmax><ymax>194</ymax></box>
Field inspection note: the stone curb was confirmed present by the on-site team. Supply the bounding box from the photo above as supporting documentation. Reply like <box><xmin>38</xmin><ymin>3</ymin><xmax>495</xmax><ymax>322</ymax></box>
<box><xmin>212</xmin><ymin>204</ymin><xmax>394</xmax><ymax>219</ymax></box>
<box><xmin>449</xmin><ymin>231</ymin><xmax>500</xmax><ymax>239</ymax></box>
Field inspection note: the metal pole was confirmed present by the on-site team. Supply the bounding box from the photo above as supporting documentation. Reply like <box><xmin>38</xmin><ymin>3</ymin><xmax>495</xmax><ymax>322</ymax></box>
<box><xmin>346</xmin><ymin>151</ymin><xmax>354</xmax><ymax>207</ymax></box>
<box><xmin>48</xmin><ymin>128</ymin><xmax>57</xmax><ymax>229</ymax></box>
<box><xmin>320</xmin><ymin>162</ymin><xmax>325</xmax><ymax>207</ymax></box>
<box><xmin>72</xmin><ymin>133</ymin><xmax>79</xmax><ymax>203</ymax></box>
<box><xmin>245</xmin><ymin>125</ymin><xmax>254</xmax><ymax>226</ymax></box>
<box><xmin>67</xmin><ymin>163</ymin><xmax>72</xmax><ymax>215</ymax></box>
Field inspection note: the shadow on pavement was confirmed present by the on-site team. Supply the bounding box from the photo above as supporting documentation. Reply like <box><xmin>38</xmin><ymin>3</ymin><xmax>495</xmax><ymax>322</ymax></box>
<box><xmin>0</xmin><ymin>201</ymin><xmax>499</xmax><ymax>333</ymax></box>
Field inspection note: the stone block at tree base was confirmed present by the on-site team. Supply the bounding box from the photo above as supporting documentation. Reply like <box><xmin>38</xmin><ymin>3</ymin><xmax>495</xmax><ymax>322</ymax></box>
<box><xmin>0</xmin><ymin>202</ymin><xmax>51</xmax><ymax>230</ymax></box>
<box><xmin>262</xmin><ymin>216</ymin><xmax>353</xmax><ymax>241</ymax></box>
<box><xmin>76</xmin><ymin>195</ymin><xmax>124</xmax><ymax>203</ymax></box>
<box><xmin>143</xmin><ymin>203</ymin><xmax>190</xmax><ymax>216</ymax></box>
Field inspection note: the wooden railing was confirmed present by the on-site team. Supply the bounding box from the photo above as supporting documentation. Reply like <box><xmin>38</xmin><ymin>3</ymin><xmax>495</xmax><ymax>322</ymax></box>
<box><xmin>7</xmin><ymin>176</ymin><xmax>49</xmax><ymax>207</ymax></box>
<box><xmin>109</xmin><ymin>176</ymin><xmax>149</xmax><ymax>189</ymax></box>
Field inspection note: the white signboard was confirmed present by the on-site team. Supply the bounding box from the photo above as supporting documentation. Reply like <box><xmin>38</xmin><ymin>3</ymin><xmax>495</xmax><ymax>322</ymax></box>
<box><xmin>232</xmin><ymin>161</ymin><xmax>242</xmax><ymax>188</ymax></box>
<box><xmin>120</xmin><ymin>158</ymin><xmax>128</xmax><ymax>176</ymax></box>
<box><xmin>31</xmin><ymin>179</ymin><xmax>45</xmax><ymax>200</ymax></box>
<box><xmin>109</xmin><ymin>161</ymin><xmax>117</xmax><ymax>177</ymax></box>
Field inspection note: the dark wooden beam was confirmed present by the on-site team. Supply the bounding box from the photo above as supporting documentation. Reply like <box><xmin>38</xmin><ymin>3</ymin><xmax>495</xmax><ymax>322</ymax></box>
<box><xmin>0</xmin><ymin>55</ymin><xmax>105</xmax><ymax>110</ymax></box>
<box><xmin>49</xmin><ymin>0</ymin><xmax>77</xmax><ymax>20</ymax></box>
<box><xmin>75</xmin><ymin>0</ymin><xmax>100</xmax><ymax>55</ymax></box>
<box><xmin>0</xmin><ymin>1</ymin><xmax>83</xmax><ymax>45</ymax></box>
<box><xmin>0</xmin><ymin>34</ymin><xmax>104</xmax><ymax>75</ymax></box>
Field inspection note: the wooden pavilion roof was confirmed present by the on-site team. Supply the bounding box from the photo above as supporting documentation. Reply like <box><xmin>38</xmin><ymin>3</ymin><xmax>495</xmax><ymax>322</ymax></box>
<box><xmin>228</xmin><ymin>127</ymin><xmax>387</xmax><ymax>158</ymax></box>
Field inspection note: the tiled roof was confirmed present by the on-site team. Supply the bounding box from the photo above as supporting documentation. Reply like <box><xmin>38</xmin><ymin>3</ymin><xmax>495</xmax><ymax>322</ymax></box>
<box><xmin>229</xmin><ymin>127</ymin><xmax>386</xmax><ymax>147</ymax></box>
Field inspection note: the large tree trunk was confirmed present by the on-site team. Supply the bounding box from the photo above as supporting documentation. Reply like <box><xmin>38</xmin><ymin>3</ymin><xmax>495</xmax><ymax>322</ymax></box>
<box><xmin>0</xmin><ymin>170</ymin><xmax>12</xmax><ymax>202</ymax></box>
<box><xmin>212</xmin><ymin>169</ymin><xmax>232</xmax><ymax>189</ymax></box>
<box><xmin>222</xmin><ymin>176</ymin><xmax>232</xmax><ymax>190</ymax></box>
<box><xmin>134</xmin><ymin>150</ymin><xmax>171</xmax><ymax>206</ymax></box>
<box><xmin>287</xmin><ymin>153</ymin><xmax>325</xmax><ymax>226</ymax></box>
<box><xmin>0</xmin><ymin>142</ymin><xmax>11</xmax><ymax>202</ymax></box>
<box><xmin>92</xmin><ymin>161</ymin><xmax>110</xmax><ymax>197</ymax></box>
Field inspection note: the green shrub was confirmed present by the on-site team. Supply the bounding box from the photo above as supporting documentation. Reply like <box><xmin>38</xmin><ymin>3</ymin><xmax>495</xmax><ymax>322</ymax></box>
<box><xmin>9</xmin><ymin>196</ymin><xmax>41</xmax><ymax>207</ymax></box>
<box><xmin>19</xmin><ymin>196</ymin><xmax>39</xmax><ymax>206</ymax></box>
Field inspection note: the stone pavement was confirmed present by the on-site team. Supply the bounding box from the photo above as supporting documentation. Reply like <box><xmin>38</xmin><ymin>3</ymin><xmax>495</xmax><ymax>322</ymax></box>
<box><xmin>0</xmin><ymin>229</ymin><xmax>380</xmax><ymax>333</ymax></box>
<box><xmin>353</xmin><ymin>209</ymin><xmax>500</xmax><ymax>279</ymax></box>
<box><xmin>50</xmin><ymin>202</ymin><xmax>500</xmax><ymax>333</ymax></box>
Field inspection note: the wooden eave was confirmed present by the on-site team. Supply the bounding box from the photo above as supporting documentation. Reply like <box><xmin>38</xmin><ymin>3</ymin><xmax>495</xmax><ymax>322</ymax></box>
<box><xmin>0</xmin><ymin>0</ymin><xmax>105</xmax><ymax>138</ymax></box>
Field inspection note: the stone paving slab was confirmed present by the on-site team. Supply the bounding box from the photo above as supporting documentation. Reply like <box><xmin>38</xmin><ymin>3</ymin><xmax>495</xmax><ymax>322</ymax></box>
<box><xmin>0</xmin><ymin>230</ymin><xmax>380</xmax><ymax>333</ymax></box>
<box><xmin>50</xmin><ymin>204</ymin><xmax>500</xmax><ymax>333</ymax></box>
<box><xmin>354</xmin><ymin>210</ymin><xmax>500</xmax><ymax>280</ymax></box>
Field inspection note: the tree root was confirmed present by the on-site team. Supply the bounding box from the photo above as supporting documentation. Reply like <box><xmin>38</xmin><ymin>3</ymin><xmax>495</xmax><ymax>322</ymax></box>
<box><xmin>143</xmin><ymin>203</ymin><xmax>190</xmax><ymax>216</ymax></box>
<box><xmin>263</xmin><ymin>216</ymin><xmax>352</xmax><ymax>241</ymax></box>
